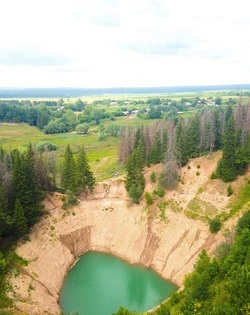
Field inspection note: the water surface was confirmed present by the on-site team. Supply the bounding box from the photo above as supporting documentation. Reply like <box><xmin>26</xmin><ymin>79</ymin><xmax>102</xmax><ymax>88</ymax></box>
<box><xmin>60</xmin><ymin>252</ymin><xmax>178</xmax><ymax>315</ymax></box>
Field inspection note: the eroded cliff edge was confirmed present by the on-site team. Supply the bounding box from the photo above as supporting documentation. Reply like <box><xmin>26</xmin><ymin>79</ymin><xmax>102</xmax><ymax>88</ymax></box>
<box><xmin>9</xmin><ymin>154</ymin><xmax>240</xmax><ymax>314</ymax></box>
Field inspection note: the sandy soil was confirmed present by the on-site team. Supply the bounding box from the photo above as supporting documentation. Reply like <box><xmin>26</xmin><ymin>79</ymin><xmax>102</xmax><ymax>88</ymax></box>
<box><xmin>8</xmin><ymin>152</ymin><xmax>249</xmax><ymax>314</ymax></box>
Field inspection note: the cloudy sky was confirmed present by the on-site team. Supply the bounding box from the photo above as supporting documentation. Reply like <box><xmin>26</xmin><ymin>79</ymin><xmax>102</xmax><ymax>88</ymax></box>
<box><xmin>0</xmin><ymin>0</ymin><xmax>249</xmax><ymax>88</ymax></box>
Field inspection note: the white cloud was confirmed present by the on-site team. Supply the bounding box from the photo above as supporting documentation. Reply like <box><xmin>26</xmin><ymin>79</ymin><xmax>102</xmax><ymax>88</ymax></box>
<box><xmin>0</xmin><ymin>0</ymin><xmax>249</xmax><ymax>87</ymax></box>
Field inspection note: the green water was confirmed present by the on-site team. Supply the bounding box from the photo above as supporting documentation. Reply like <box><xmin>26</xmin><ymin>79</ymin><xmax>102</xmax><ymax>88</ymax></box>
<box><xmin>60</xmin><ymin>252</ymin><xmax>178</xmax><ymax>315</ymax></box>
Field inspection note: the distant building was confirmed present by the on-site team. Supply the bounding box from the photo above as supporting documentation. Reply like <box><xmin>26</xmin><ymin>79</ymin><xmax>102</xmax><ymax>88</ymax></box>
<box><xmin>205</xmin><ymin>101</ymin><xmax>215</xmax><ymax>106</ymax></box>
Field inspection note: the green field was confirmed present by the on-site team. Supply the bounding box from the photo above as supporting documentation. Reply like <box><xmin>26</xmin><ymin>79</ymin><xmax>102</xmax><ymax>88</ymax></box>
<box><xmin>0</xmin><ymin>123</ymin><xmax>121</xmax><ymax>181</ymax></box>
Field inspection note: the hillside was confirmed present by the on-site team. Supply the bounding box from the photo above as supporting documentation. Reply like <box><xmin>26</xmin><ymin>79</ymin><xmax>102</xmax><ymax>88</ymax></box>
<box><xmin>8</xmin><ymin>152</ymin><xmax>250</xmax><ymax>314</ymax></box>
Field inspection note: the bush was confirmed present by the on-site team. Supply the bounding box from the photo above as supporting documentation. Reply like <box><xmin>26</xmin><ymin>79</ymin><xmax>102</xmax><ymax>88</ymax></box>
<box><xmin>209</xmin><ymin>217</ymin><xmax>222</xmax><ymax>233</ymax></box>
<box><xmin>62</xmin><ymin>190</ymin><xmax>78</xmax><ymax>209</ymax></box>
<box><xmin>36</xmin><ymin>141</ymin><xmax>58</xmax><ymax>153</ymax></box>
<box><xmin>197</xmin><ymin>164</ymin><xmax>201</xmax><ymax>169</ymax></box>
<box><xmin>98</xmin><ymin>133</ymin><xmax>106</xmax><ymax>141</ymax></box>
<box><xmin>153</xmin><ymin>188</ymin><xmax>165</xmax><ymax>198</ymax></box>
<box><xmin>76</xmin><ymin>123</ymin><xmax>89</xmax><ymax>134</ymax></box>
<box><xmin>236</xmin><ymin>210</ymin><xmax>250</xmax><ymax>235</ymax></box>
<box><xmin>128</xmin><ymin>184</ymin><xmax>144</xmax><ymax>204</ymax></box>
<box><xmin>145</xmin><ymin>192</ymin><xmax>153</xmax><ymax>205</ymax></box>
<box><xmin>227</xmin><ymin>184</ymin><xmax>233</xmax><ymax>196</ymax></box>
<box><xmin>196</xmin><ymin>171</ymin><xmax>200</xmax><ymax>176</ymax></box>
<box><xmin>210</xmin><ymin>172</ymin><xmax>218</xmax><ymax>179</ymax></box>
<box><xmin>150</xmin><ymin>171</ymin><xmax>156</xmax><ymax>183</ymax></box>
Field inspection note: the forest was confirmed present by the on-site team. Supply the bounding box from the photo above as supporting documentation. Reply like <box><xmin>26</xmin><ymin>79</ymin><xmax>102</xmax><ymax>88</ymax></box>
<box><xmin>0</xmin><ymin>93</ymin><xmax>250</xmax><ymax>314</ymax></box>
<box><xmin>119</xmin><ymin>103</ymin><xmax>250</xmax><ymax>203</ymax></box>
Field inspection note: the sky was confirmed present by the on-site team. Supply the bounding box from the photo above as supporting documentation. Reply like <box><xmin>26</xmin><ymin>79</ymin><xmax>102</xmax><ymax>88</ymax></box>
<box><xmin>0</xmin><ymin>0</ymin><xmax>249</xmax><ymax>88</ymax></box>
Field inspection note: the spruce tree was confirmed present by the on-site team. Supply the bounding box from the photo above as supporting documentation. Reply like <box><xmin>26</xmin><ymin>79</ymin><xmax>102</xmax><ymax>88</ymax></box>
<box><xmin>175</xmin><ymin>119</ymin><xmax>189</xmax><ymax>166</ymax></box>
<box><xmin>125</xmin><ymin>149</ymin><xmax>145</xmax><ymax>203</ymax></box>
<box><xmin>13</xmin><ymin>199</ymin><xmax>28</xmax><ymax>236</ymax></box>
<box><xmin>148</xmin><ymin>132</ymin><xmax>162</xmax><ymax>164</ymax></box>
<box><xmin>187</xmin><ymin>115</ymin><xmax>200</xmax><ymax>158</ymax></box>
<box><xmin>133</xmin><ymin>127</ymin><xmax>146</xmax><ymax>167</ymax></box>
<box><xmin>225</xmin><ymin>104</ymin><xmax>233</xmax><ymax>125</ymax></box>
<box><xmin>12</xmin><ymin>145</ymin><xmax>43</xmax><ymax>225</ymax></box>
<box><xmin>0</xmin><ymin>184</ymin><xmax>11</xmax><ymax>236</ymax></box>
<box><xmin>61</xmin><ymin>144</ymin><xmax>77</xmax><ymax>192</ymax></box>
<box><xmin>213</xmin><ymin>109</ymin><xmax>223</xmax><ymax>150</ymax></box>
<box><xmin>76</xmin><ymin>146</ymin><xmax>95</xmax><ymax>193</ymax></box>
<box><xmin>216</xmin><ymin>116</ymin><xmax>238</xmax><ymax>182</ymax></box>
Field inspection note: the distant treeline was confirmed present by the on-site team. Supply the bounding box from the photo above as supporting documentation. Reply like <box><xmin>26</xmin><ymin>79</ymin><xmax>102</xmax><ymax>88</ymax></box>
<box><xmin>0</xmin><ymin>85</ymin><xmax>250</xmax><ymax>98</ymax></box>
<box><xmin>0</xmin><ymin>99</ymin><xmax>128</xmax><ymax>134</ymax></box>
<box><xmin>0</xmin><ymin>96</ymin><xmax>247</xmax><ymax>135</ymax></box>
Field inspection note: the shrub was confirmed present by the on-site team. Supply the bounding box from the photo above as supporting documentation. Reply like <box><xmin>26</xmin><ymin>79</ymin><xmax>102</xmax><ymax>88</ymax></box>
<box><xmin>210</xmin><ymin>172</ymin><xmax>218</xmax><ymax>179</ymax></box>
<box><xmin>227</xmin><ymin>184</ymin><xmax>233</xmax><ymax>196</ymax></box>
<box><xmin>196</xmin><ymin>171</ymin><xmax>200</xmax><ymax>176</ymax></box>
<box><xmin>209</xmin><ymin>217</ymin><xmax>222</xmax><ymax>233</ymax></box>
<box><xmin>187</xmin><ymin>165</ymin><xmax>191</xmax><ymax>169</ymax></box>
<box><xmin>36</xmin><ymin>141</ymin><xmax>58</xmax><ymax>153</ymax></box>
<box><xmin>128</xmin><ymin>184</ymin><xmax>144</xmax><ymax>204</ymax></box>
<box><xmin>98</xmin><ymin>133</ymin><xmax>106</xmax><ymax>141</ymax></box>
<box><xmin>76</xmin><ymin>123</ymin><xmax>89</xmax><ymax>134</ymax></box>
<box><xmin>236</xmin><ymin>210</ymin><xmax>250</xmax><ymax>235</ymax></box>
<box><xmin>62</xmin><ymin>190</ymin><xmax>78</xmax><ymax>209</ymax></box>
<box><xmin>153</xmin><ymin>188</ymin><xmax>165</xmax><ymax>198</ymax></box>
<box><xmin>145</xmin><ymin>192</ymin><xmax>153</xmax><ymax>205</ymax></box>
<box><xmin>197</xmin><ymin>164</ymin><xmax>201</xmax><ymax>169</ymax></box>
<box><xmin>150</xmin><ymin>171</ymin><xmax>156</xmax><ymax>183</ymax></box>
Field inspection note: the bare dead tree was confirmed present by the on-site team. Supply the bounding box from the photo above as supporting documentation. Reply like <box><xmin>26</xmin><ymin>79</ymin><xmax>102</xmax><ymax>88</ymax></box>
<box><xmin>118</xmin><ymin>126</ymin><xmax>134</xmax><ymax>165</ymax></box>
<box><xmin>159</xmin><ymin>121</ymin><xmax>181</xmax><ymax>189</ymax></box>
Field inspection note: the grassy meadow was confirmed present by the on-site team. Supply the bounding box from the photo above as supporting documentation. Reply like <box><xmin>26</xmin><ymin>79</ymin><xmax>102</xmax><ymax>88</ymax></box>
<box><xmin>0</xmin><ymin>123</ymin><xmax>123</xmax><ymax>181</ymax></box>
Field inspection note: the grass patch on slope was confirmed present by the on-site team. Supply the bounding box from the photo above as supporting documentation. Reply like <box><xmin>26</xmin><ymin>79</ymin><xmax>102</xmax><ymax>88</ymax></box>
<box><xmin>186</xmin><ymin>197</ymin><xmax>218</xmax><ymax>221</ymax></box>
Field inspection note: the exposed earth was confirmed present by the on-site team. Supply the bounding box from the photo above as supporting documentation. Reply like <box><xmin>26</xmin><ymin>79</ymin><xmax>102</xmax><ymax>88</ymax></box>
<box><xmin>9</xmin><ymin>151</ymin><xmax>249</xmax><ymax>314</ymax></box>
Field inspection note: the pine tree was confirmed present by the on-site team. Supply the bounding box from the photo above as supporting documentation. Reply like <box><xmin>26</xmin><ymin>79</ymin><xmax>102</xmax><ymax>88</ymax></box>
<box><xmin>61</xmin><ymin>144</ymin><xmax>77</xmax><ymax>192</ymax></box>
<box><xmin>76</xmin><ymin>146</ymin><xmax>95</xmax><ymax>193</ymax></box>
<box><xmin>148</xmin><ymin>132</ymin><xmax>163</xmax><ymax>164</ymax></box>
<box><xmin>34</xmin><ymin>150</ymin><xmax>54</xmax><ymax>191</ymax></box>
<box><xmin>133</xmin><ymin>127</ymin><xmax>147</xmax><ymax>167</ymax></box>
<box><xmin>225</xmin><ymin>104</ymin><xmax>233</xmax><ymax>125</ymax></box>
<box><xmin>213</xmin><ymin>109</ymin><xmax>223</xmax><ymax>150</ymax></box>
<box><xmin>125</xmin><ymin>149</ymin><xmax>145</xmax><ymax>203</ymax></box>
<box><xmin>0</xmin><ymin>184</ymin><xmax>11</xmax><ymax>236</ymax></box>
<box><xmin>12</xmin><ymin>145</ymin><xmax>44</xmax><ymax>225</ymax></box>
<box><xmin>13</xmin><ymin>199</ymin><xmax>28</xmax><ymax>236</ymax></box>
<box><xmin>187</xmin><ymin>115</ymin><xmax>200</xmax><ymax>158</ymax></box>
<box><xmin>175</xmin><ymin>119</ymin><xmax>189</xmax><ymax>166</ymax></box>
<box><xmin>216</xmin><ymin>116</ymin><xmax>238</xmax><ymax>182</ymax></box>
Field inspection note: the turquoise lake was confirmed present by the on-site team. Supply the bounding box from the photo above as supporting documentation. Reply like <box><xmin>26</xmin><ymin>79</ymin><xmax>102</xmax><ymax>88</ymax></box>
<box><xmin>60</xmin><ymin>252</ymin><xmax>178</xmax><ymax>315</ymax></box>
